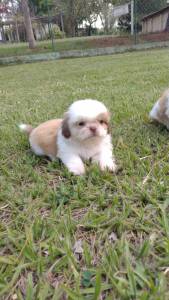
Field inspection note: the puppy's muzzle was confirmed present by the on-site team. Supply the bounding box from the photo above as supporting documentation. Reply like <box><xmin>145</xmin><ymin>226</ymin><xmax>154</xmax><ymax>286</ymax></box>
<box><xmin>89</xmin><ymin>126</ymin><xmax>97</xmax><ymax>134</ymax></box>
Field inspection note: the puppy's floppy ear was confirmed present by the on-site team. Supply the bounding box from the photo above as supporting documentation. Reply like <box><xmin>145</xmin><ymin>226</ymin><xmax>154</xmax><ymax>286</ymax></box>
<box><xmin>106</xmin><ymin>111</ymin><xmax>111</xmax><ymax>134</ymax></box>
<box><xmin>107</xmin><ymin>121</ymin><xmax>111</xmax><ymax>134</ymax></box>
<box><xmin>99</xmin><ymin>111</ymin><xmax>111</xmax><ymax>134</ymax></box>
<box><xmin>62</xmin><ymin>113</ymin><xmax>71</xmax><ymax>138</ymax></box>
<box><xmin>107</xmin><ymin>122</ymin><xmax>111</xmax><ymax>134</ymax></box>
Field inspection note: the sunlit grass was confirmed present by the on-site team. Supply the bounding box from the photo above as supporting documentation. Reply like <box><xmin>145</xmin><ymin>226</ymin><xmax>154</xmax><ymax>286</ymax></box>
<box><xmin>1</xmin><ymin>48</ymin><xmax>169</xmax><ymax>299</ymax></box>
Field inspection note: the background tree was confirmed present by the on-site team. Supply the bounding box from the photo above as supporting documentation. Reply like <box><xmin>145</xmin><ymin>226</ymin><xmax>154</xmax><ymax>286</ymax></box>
<box><xmin>53</xmin><ymin>0</ymin><xmax>85</xmax><ymax>36</ymax></box>
<box><xmin>53</xmin><ymin>0</ymin><xmax>118</xmax><ymax>36</ymax></box>
<box><xmin>98</xmin><ymin>0</ymin><xmax>126</xmax><ymax>33</ymax></box>
<box><xmin>0</xmin><ymin>0</ymin><xmax>9</xmax><ymax>41</ymax></box>
<box><xmin>11</xmin><ymin>0</ymin><xmax>21</xmax><ymax>42</ymax></box>
<box><xmin>82</xmin><ymin>0</ymin><xmax>100</xmax><ymax>36</ymax></box>
<box><xmin>21</xmin><ymin>0</ymin><xmax>36</xmax><ymax>48</ymax></box>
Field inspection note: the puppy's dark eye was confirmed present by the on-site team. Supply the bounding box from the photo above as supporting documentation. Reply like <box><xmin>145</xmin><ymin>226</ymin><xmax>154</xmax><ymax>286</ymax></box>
<box><xmin>78</xmin><ymin>122</ymin><xmax>85</xmax><ymax>126</ymax></box>
<box><xmin>99</xmin><ymin>120</ymin><xmax>104</xmax><ymax>124</ymax></box>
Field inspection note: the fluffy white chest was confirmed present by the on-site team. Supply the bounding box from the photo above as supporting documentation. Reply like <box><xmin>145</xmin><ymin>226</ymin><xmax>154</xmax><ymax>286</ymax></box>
<box><xmin>56</xmin><ymin>129</ymin><xmax>114</xmax><ymax>175</ymax></box>
<box><xmin>76</xmin><ymin>139</ymin><xmax>102</xmax><ymax>160</ymax></box>
<box><xmin>57</xmin><ymin>131</ymin><xmax>105</xmax><ymax>160</ymax></box>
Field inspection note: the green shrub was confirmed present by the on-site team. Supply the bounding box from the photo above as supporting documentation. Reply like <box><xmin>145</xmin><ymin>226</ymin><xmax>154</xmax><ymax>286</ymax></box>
<box><xmin>50</xmin><ymin>25</ymin><xmax>65</xmax><ymax>39</ymax></box>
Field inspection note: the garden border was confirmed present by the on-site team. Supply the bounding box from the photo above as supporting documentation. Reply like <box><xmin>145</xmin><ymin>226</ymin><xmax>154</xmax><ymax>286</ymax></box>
<box><xmin>0</xmin><ymin>40</ymin><xmax>169</xmax><ymax>65</ymax></box>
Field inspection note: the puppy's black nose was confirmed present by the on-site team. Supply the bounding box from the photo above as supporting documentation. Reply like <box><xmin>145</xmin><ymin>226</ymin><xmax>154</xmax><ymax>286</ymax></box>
<box><xmin>90</xmin><ymin>126</ymin><xmax>96</xmax><ymax>133</ymax></box>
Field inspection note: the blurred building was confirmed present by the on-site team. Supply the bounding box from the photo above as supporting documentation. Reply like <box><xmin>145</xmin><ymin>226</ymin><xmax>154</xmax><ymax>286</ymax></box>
<box><xmin>142</xmin><ymin>5</ymin><xmax>169</xmax><ymax>34</ymax></box>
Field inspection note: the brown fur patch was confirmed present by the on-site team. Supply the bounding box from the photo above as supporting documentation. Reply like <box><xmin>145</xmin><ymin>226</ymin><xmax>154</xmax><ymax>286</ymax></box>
<box><xmin>24</xmin><ymin>125</ymin><xmax>33</xmax><ymax>136</ymax></box>
<box><xmin>62</xmin><ymin>114</ymin><xmax>71</xmax><ymax>138</ymax></box>
<box><xmin>30</xmin><ymin>119</ymin><xmax>63</xmax><ymax>158</ymax></box>
<box><xmin>157</xmin><ymin>90</ymin><xmax>169</xmax><ymax>125</ymax></box>
<box><xmin>97</xmin><ymin>112</ymin><xmax>111</xmax><ymax>133</ymax></box>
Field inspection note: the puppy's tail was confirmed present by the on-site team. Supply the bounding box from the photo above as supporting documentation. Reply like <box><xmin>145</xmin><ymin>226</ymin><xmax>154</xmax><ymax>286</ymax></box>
<box><xmin>149</xmin><ymin>101</ymin><xmax>159</xmax><ymax>120</ymax></box>
<box><xmin>18</xmin><ymin>124</ymin><xmax>33</xmax><ymax>136</ymax></box>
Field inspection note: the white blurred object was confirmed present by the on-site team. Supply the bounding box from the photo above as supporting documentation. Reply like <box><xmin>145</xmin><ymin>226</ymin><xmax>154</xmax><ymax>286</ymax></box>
<box><xmin>112</xmin><ymin>3</ymin><xmax>129</xmax><ymax>18</ymax></box>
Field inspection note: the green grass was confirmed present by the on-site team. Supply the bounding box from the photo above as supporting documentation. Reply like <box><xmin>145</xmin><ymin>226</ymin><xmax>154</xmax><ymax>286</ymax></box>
<box><xmin>1</xmin><ymin>48</ymin><xmax>169</xmax><ymax>299</ymax></box>
<box><xmin>0</xmin><ymin>36</ymin><xmax>109</xmax><ymax>58</ymax></box>
<box><xmin>0</xmin><ymin>38</ymin><xmax>89</xmax><ymax>58</ymax></box>
<box><xmin>0</xmin><ymin>34</ymin><xmax>133</xmax><ymax>59</ymax></box>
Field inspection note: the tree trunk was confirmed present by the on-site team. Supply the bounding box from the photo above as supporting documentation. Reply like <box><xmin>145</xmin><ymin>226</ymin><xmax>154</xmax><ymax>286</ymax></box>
<box><xmin>65</xmin><ymin>16</ymin><xmax>76</xmax><ymax>37</ymax></box>
<box><xmin>1</xmin><ymin>25</ymin><xmax>6</xmax><ymax>42</ymax></box>
<box><xmin>88</xmin><ymin>24</ymin><xmax>92</xmax><ymax>36</ymax></box>
<box><xmin>15</xmin><ymin>19</ymin><xmax>20</xmax><ymax>42</ymax></box>
<box><xmin>60</xmin><ymin>12</ymin><xmax>64</xmax><ymax>33</ymax></box>
<box><xmin>69</xmin><ymin>0</ymin><xmax>76</xmax><ymax>37</ymax></box>
<box><xmin>21</xmin><ymin>0</ymin><xmax>36</xmax><ymax>48</ymax></box>
<box><xmin>11</xmin><ymin>0</ymin><xmax>20</xmax><ymax>43</ymax></box>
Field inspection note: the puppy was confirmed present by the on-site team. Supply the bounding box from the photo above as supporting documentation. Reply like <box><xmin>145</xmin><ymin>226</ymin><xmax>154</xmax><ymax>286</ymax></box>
<box><xmin>19</xmin><ymin>99</ymin><xmax>117</xmax><ymax>175</ymax></box>
<box><xmin>149</xmin><ymin>89</ymin><xmax>169</xmax><ymax>129</ymax></box>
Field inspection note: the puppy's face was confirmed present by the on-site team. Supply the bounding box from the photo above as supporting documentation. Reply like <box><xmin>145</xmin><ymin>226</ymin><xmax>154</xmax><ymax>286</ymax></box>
<box><xmin>62</xmin><ymin>100</ymin><xmax>110</xmax><ymax>141</ymax></box>
<box><xmin>70</xmin><ymin>113</ymin><xmax>110</xmax><ymax>141</ymax></box>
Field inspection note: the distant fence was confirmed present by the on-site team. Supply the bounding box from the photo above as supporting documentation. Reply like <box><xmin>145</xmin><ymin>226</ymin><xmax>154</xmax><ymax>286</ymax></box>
<box><xmin>133</xmin><ymin>0</ymin><xmax>169</xmax><ymax>44</ymax></box>
<box><xmin>41</xmin><ymin>0</ymin><xmax>169</xmax><ymax>49</ymax></box>
<box><xmin>0</xmin><ymin>0</ymin><xmax>169</xmax><ymax>51</ymax></box>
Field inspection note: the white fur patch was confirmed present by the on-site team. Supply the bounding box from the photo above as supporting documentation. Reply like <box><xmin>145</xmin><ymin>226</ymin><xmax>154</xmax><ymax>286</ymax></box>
<box><xmin>18</xmin><ymin>124</ymin><xmax>28</xmax><ymax>132</ymax></box>
<box><xmin>57</xmin><ymin>128</ymin><xmax>116</xmax><ymax>175</ymax></box>
<box><xmin>149</xmin><ymin>101</ymin><xmax>159</xmax><ymax>120</ymax></box>
<box><xmin>29</xmin><ymin>139</ymin><xmax>45</xmax><ymax>156</ymax></box>
<box><xmin>68</xmin><ymin>99</ymin><xmax>107</xmax><ymax>122</ymax></box>
<box><xmin>165</xmin><ymin>99</ymin><xmax>169</xmax><ymax>117</ymax></box>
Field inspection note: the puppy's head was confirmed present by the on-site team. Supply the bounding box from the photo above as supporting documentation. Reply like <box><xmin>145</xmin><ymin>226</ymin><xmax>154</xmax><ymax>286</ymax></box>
<box><xmin>62</xmin><ymin>99</ymin><xmax>110</xmax><ymax>141</ymax></box>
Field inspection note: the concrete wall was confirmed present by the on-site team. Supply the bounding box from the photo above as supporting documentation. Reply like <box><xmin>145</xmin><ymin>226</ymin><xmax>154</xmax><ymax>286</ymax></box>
<box><xmin>142</xmin><ymin>11</ymin><xmax>169</xmax><ymax>33</ymax></box>
<box><xmin>1</xmin><ymin>40</ymin><xmax>169</xmax><ymax>65</ymax></box>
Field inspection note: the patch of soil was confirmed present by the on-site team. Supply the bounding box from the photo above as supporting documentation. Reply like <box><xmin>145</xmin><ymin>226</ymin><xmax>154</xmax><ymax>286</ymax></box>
<box><xmin>140</xmin><ymin>32</ymin><xmax>169</xmax><ymax>42</ymax></box>
<box><xmin>88</xmin><ymin>32</ymin><xmax>169</xmax><ymax>48</ymax></box>
<box><xmin>89</xmin><ymin>36</ymin><xmax>133</xmax><ymax>48</ymax></box>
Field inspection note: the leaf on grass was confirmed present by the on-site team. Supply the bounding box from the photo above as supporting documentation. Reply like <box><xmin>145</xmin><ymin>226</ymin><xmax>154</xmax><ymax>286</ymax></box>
<box><xmin>81</xmin><ymin>270</ymin><xmax>94</xmax><ymax>288</ymax></box>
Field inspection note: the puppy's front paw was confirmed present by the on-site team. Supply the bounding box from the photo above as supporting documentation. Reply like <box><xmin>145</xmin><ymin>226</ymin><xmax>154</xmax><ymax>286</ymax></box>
<box><xmin>100</xmin><ymin>160</ymin><xmax>117</xmax><ymax>173</ymax></box>
<box><xmin>61</xmin><ymin>155</ymin><xmax>85</xmax><ymax>176</ymax></box>
<box><xmin>68</xmin><ymin>164</ymin><xmax>85</xmax><ymax>176</ymax></box>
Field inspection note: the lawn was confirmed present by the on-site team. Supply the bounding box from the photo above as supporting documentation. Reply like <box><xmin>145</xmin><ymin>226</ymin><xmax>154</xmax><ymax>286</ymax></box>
<box><xmin>1</xmin><ymin>48</ymin><xmax>169</xmax><ymax>299</ymax></box>
<box><xmin>0</xmin><ymin>37</ymin><xmax>92</xmax><ymax>58</ymax></box>
<box><xmin>0</xmin><ymin>35</ymin><xmax>132</xmax><ymax>58</ymax></box>
<box><xmin>1</xmin><ymin>34</ymin><xmax>169</xmax><ymax>59</ymax></box>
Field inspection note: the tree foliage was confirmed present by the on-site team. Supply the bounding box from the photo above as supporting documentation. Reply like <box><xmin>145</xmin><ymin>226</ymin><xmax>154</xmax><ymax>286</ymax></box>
<box><xmin>1</xmin><ymin>0</ymin><xmax>168</xmax><ymax>41</ymax></box>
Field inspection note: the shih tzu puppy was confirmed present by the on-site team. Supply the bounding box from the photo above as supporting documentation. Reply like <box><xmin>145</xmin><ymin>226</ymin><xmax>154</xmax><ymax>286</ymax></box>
<box><xmin>19</xmin><ymin>99</ymin><xmax>117</xmax><ymax>175</ymax></box>
<box><xmin>149</xmin><ymin>89</ymin><xmax>169</xmax><ymax>129</ymax></box>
